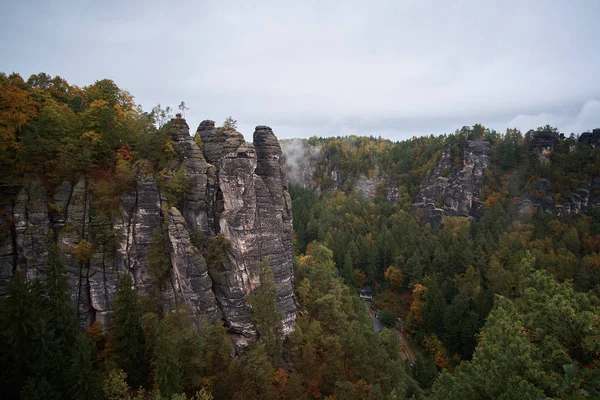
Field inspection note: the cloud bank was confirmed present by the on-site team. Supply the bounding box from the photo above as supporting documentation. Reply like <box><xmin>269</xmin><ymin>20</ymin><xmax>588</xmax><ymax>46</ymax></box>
<box><xmin>1</xmin><ymin>0</ymin><xmax>599</xmax><ymax>140</ymax></box>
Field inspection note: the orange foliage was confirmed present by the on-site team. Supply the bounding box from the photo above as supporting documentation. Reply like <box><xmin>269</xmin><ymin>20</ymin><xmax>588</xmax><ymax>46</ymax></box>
<box><xmin>353</xmin><ymin>269</ymin><xmax>366</xmax><ymax>286</ymax></box>
<box><xmin>423</xmin><ymin>334</ymin><xmax>450</xmax><ymax>370</ymax></box>
<box><xmin>355</xmin><ymin>379</ymin><xmax>372</xmax><ymax>399</ymax></box>
<box><xmin>116</xmin><ymin>144</ymin><xmax>136</xmax><ymax>160</ymax></box>
<box><xmin>308</xmin><ymin>379</ymin><xmax>321</xmax><ymax>399</ymax></box>
<box><xmin>270</xmin><ymin>369</ymin><xmax>288</xmax><ymax>398</ymax></box>
<box><xmin>305</xmin><ymin>242</ymin><xmax>313</xmax><ymax>253</ymax></box>
<box><xmin>486</xmin><ymin>193</ymin><xmax>499</xmax><ymax>207</ymax></box>
<box><xmin>384</xmin><ymin>266</ymin><xmax>403</xmax><ymax>289</ymax></box>
<box><xmin>583</xmin><ymin>253</ymin><xmax>600</xmax><ymax>272</ymax></box>
<box><xmin>406</xmin><ymin>283</ymin><xmax>425</xmax><ymax>333</ymax></box>
<box><xmin>86</xmin><ymin>321</ymin><xmax>104</xmax><ymax>343</ymax></box>
<box><xmin>72</xmin><ymin>240</ymin><xmax>93</xmax><ymax>263</ymax></box>
<box><xmin>582</xmin><ymin>234</ymin><xmax>600</xmax><ymax>253</ymax></box>
<box><xmin>87</xmin><ymin>321</ymin><xmax>109</xmax><ymax>368</ymax></box>
<box><xmin>0</xmin><ymin>77</ymin><xmax>38</xmax><ymax>151</ymax></box>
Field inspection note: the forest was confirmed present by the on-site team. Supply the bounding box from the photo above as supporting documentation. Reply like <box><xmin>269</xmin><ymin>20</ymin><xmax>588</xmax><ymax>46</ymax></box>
<box><xmin>0</xmin><ymin>72</ymin><xmax>599</xmax><ymax>399</ymax></box>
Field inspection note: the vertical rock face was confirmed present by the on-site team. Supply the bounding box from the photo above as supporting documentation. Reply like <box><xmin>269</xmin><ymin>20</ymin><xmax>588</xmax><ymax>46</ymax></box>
<box><xmin>413</xmin><ymin>140</ymin><xmax>490</xmax><ymax>227</ymax></box>
<box><xmin>0</xmin><ymin>117</ymin><xmax>296</xmax><ymax>347</ymax></box>
<box><xmin>167</xmin><ymin>207</ymin><xmax>220</xmax><ymax>321</ymax></box>
<box><xmin>519</xmin><ymin>178</ymin><xmax>600</xmax><ymax>215</ymax></box>
<box><xmin>198</xmin><ymin>122</ymin><xmax>297</xmax><ymax>341</ymax></box>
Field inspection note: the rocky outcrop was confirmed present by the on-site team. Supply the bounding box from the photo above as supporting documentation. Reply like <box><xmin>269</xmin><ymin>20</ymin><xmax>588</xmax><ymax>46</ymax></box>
<box><xmin>520</xmin><ymin>177</ymin><xmax>600</xmax><ymax>215</ymax></box>
<box><xmin>0</xmin><ymin>117</ymin><xmax>296</xmax><ymax>347</ymax></box>
<box><xmin>413</xmin><ymin>140</ymin><xmax>490</xmax><ymax>227</ymax></box>
<box><xmin>199</xmin><ymin>122</ymin><xmax>296</xmax><ymax>342</ymax></box>
<box><xmin>531</xmin><ymin>130</ymin><xmax>559</xmax><ymax>150</ymax></box>
<box><xmin>167</xmin><ymin>207</ymin><xmax>220</xmax><ymax>320</ymax></box>
<box><xmin>579</xmin><ymin>129</ymin><xmax>600</xmax><ymax>148</ymax></box>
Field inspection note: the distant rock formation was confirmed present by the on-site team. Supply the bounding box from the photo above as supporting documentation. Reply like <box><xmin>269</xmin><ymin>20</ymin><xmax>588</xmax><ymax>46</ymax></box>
<box><xmin>531</xmin><ymin>129</ymin><xmax>560</xmax><ymax>150</ymax></box>
<box><xmin>579</xmin><ymin>128</ymin><xmax>600</xmax><ymax>148</ymax></box>
<box><xmin>0</xmin><ymin>117</ymin><xmax>296</xmax><ymax>348</ymax></box>
<box><xmin>519</xmin><ymin>177</ymin><xmax>600</xmax><ymax>216</ymax></box>
<box><xmin>413</xmin><ymin>140</ymin><xmax>490</xmax><ymax>228</ymax></box>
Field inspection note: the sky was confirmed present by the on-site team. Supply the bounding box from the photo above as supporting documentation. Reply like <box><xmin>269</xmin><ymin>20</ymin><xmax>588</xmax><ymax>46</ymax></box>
<box><xmin>1</xmin><ymin>0</ymin><xmax>599</xmax><ymax>141</ymax></box>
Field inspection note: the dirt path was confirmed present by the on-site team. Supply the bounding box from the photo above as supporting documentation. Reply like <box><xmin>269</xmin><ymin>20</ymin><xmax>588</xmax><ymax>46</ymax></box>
<box><xmin>364</xmin><ymin>300</ymin><xmax>416</xmax><ymax>364</ymax></box>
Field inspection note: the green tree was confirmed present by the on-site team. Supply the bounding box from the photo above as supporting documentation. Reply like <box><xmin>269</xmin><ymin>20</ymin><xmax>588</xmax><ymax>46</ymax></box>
<box><xmin>111</xmin><ymin>274</ymin><xmax>148</xmax><ymax>386</ymax></box>
<box><xmin>103</xmin><ymin>368</ymin><xmax>130</xmax><ymax>400</ymax></box>
<box><xmin>163</xmin><ymin>310</ymin><xmax>205</xmax><ymax>393</ymax></box>
<box><xmin>222</xmin><ymin>116</ymin><xmax>237</xmax><ymax>131</ymax></box>
<box><xmin>147</xmin><ymin>227</ymin><xmax>172</xmax><ymax>289</ymax></box>
<box><xmin>68</xmin><ymin>333</ymin><xmax>103</xmax><ymax>400</ymax></box>
<box><xmin>0</xmin><ymin>270</ymin><xmax>44</xmax><ymax>397</ymax></box>
<box><xmin>249</xmin><ymin>258</ymin><xmax>284</xmax><ymax>367</ymax></box>
<box><xmin>153</xmin><ymin>321</ymin><xmax>182</xmax><ymax>398</ymax></box>
<box><xmin>235</xmin><ymin>342</ymin><xmax>273</xmax><ymax>400</ymax></box>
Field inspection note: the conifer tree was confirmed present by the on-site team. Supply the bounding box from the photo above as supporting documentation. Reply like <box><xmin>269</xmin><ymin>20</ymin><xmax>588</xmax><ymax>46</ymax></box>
<box><xmin>44</xmin><ymin>244</ymin><xmax>79</xmax><ymax>389</ymax></box>
<box><xmin>68</xmin><ymin>333</ymin><xmax>103</xmax><ymax>400</ymax></box>
<box><xmin>111</xmin><ymin>273</ymin><xmax>147</xmax><ymax>386</ymax></box>
<box><xmin>248</xmin><ymin>258</ymin><xmax>284</xmax><ymax>367</ymax></box>
<box><xmin>0</xmin><ymin>270</ymin><xmax>44</xmax><ymax>398</ymax></box>
<box><xmin>153</xmin><ymin>321</ymin><xmax>182</xmax><ymax>398</ymax></box>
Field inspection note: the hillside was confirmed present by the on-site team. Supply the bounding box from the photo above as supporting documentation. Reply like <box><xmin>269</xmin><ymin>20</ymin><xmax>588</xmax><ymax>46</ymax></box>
<box><xmin>0</xmin><ymin>71</ymin><xmax>599</xmax><ymax>399</ymax></box>
<box><xmin>285</xmin><ymin>125</ymin><xmax>600</xmax><ymax>397</ymax></box>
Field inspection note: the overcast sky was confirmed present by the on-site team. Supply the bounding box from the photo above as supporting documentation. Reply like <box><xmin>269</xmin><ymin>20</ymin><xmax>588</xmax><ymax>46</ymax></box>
<box><xmin>1</xmin><ymin>0</ymin><xmax>599</xmax><ymax>141</ymax></box>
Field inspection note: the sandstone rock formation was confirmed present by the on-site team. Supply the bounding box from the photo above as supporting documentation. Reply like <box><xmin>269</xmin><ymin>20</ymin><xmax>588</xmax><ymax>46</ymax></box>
<box><xmin>413</xmin><ymin>140</ymin><xmax>490</xmax><ymax>228</ymax></box>
<box><xmin>579</xmin><ymin>128</ymin><xmax>600</xmax><ymax>148</ymax></box>
<box><xmin>0</xmin><ymin>117</ymin><xmax>296</xmax><ymax>347</ymax></box>
<box><xmin>519</xmin><ymin>177</ymin><xmax>600</xmax><ymax>215</ymax></box>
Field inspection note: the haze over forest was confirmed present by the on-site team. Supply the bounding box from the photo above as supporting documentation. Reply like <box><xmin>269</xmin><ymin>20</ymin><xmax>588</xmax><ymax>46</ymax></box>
<box><xmin>2</xmin><ymin>0</ymin><xmax>600</xmax><ymax>140</ymax></box>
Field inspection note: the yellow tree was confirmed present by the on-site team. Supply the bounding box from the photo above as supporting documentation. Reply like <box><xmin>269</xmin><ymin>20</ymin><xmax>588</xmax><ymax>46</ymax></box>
<box><xmin>0</xmin><ymin>73</ymin><xmax>38</xmax><ymax>151</ymax></box>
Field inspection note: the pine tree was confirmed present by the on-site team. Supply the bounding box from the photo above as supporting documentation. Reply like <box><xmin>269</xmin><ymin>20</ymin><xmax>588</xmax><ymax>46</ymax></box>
<box><xmin>111</xmin><ymin>273</ymin><xmax>147</xmax><ymax>386</ymax></box>
<box><xmin>68</xmin><ymin>333</ymin><xmax>103</xmax><ymax>400</ymax></box>
<box><xmin>342</xmin><ymin>250</ymin><xmax>354</xmax><ymax>284</ymax></box>
<box><xmin>153</xmin><ymin>321</ymin><xmax>182</xmax><ymax>398</ymax></box>
<box><xmin>44</xmin><ymin>244</ymin><xmax>79</xmax><ymax>389</ymax></box>
<box><xmin>0</xmin><ymin>270</ymin><xmax>44</xmax><ymax>398</ymax></box>
<box><xmin>248</xmin><ymin>258</ymin><xmax>284</xmax><ymax>367</ymax></box>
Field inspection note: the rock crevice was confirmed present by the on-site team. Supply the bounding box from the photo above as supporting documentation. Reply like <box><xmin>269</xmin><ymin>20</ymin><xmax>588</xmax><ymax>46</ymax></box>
<box><xmin>0</xmin><ymin>117</ymin><xmax>296</xmax><ymax>346</ymax></box>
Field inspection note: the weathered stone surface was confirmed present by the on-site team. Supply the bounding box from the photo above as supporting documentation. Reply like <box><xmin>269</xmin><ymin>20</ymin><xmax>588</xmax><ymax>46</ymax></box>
<box><xmin>171</xmin><ymin>118</ymin><xmax>211</xmax><ymax>233</ymax></box>
<box><xmin>531</xmin><ymin>178</ymin><xmax>552</xmax><ymax>193</ymax></box>
<box><xmin>254</xmin><ymin>127</ymin><xmax>295</xmax><ymax>331</ymax></box>
<box><xmin>413</xmin><ymin>140</ymin><xmax>490</xmax><ymax>226</ymax></box>
<box><xmin>0</xmin><ymin>203</ymin><xmax>15</xmax><ymax>295</ymax></box>
<box><xmin>579</xmin><ymin>128</ymin><xmax>600</xmax><ymax>147</ymax></box>
<box><xmin>58</xmin><ymin>178</ymin><xmax>93</xmax><ymax>327</ymax></box>
<box><xmin>207</xmin><ymin>125</ymin><xmax>297</xmax><ymax>341</ymax></box>
<box><xmin>167</xmin><ymin>207</ymin><xmax>220</xmax><ymax>321</ymax></box>
<box><xmin>520</xmin><ymin>178</ymin><xmax>600</xmax><ymax>216</ymax></box>
<box><xmin>196</xmin><ymin>120</ymin><xmax>245</xmax><ymax>167</ymax></box>
<box><xmin>1</xmin><ymin>117</ymin><xmax>297</xmax><ymax>348</ymax></box>
<box><xmin>13</xmin><ymin>177</ymin><xmax>50</xmax><ymax>281</ymax></box>
<box><xmin>531</xmin><ymin>130</ymin><xmax>559</xmax><ymax>149</ymax></box>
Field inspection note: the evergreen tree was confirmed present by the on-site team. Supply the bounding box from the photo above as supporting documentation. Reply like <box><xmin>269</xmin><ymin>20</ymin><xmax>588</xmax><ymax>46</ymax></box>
<box><xmin>248</xmin><ymin>258</ymin><xmax>284</xmax><ymax>367</ymax></box>
<box><xmin>68</xmin><ymin>333</ymin><xmax>103</xmax><ymax>400</ymax></box>
<box><xmin>44</xmin><ymin>245</ymin><xmax>79</xmax><ymax>389</ymax></box>
<box><xmin>163</xmin><ymin>310</ymin><xmax>205</xmax><ymax>393</ymax></box>
<box><xmin>235</xmin><ymin>341</ymin><xmax>274</xmax><ymax>400</ymax></box>
<box><xmin>153</xmin><ymin>321</ymin><xmax>182</xmax><ymax>398</ymax></box>
<box><xmin>111</xmin><ymin>273</ymin><xmax>148</xmax><ymax>386</ymax></box>
<box><xmin>342</xmin><ymin>250</ymin><xmax>355</xmax><ymax>284</ymax></box>
<box><xmin>0</xmin><ymin>270</ymin><xmax>44</xmax><ymax>398</ymax></box>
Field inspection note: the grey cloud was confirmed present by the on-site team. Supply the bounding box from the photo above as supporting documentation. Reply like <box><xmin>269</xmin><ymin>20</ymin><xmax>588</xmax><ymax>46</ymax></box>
<box><xmin>1</xmin><ymin>0</ymin><xmax>599</xmax><ymax>141</ymax></box>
